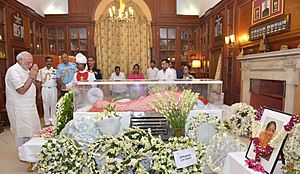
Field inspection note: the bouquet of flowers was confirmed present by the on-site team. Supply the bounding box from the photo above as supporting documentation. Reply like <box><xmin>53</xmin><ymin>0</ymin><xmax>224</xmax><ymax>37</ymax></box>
<box><xmin>150</xmin><ymin>89</ymin><xmax>199</xmax><ymax>129</ymax></box>
<box><xmin>54</xmin><ymin>91</ymin><xmax>74</xmax><ymax>135</ymax></box>
<box><xmin>224</xmin><ymin>102</ymin><xmax>256</xmax><ymax>136</ymax></box>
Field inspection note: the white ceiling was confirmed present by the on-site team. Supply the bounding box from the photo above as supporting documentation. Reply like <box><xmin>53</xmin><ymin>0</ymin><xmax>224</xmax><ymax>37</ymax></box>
<box><xmin>17</xmin><ymin>0</ymin><xmax>68</xmax><ymax>16</ymax></box>
<box><xmin>176</xmin><ymin>0</ymin><xmax>222</xmax><ymax>16</ymax></box>
<box><xmin>17</xmin><ymin>0</ymin><xmax>220</xmax><ymax>17</ymax></box>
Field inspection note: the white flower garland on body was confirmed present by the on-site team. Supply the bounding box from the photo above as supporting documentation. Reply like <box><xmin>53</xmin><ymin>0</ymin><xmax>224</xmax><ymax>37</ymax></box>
<box><xmin>224</xmin><ymin>102</ymin><xmax>256</xmax><ymax>136</ymax></box>
<box><xmin>187</xmin><ymin>112</ymin><xmax>226</xmax><ymax>140</ymax></box>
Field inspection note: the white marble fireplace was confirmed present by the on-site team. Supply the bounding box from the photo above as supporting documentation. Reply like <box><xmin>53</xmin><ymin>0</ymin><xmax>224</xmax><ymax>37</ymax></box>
<box><xmin>238</xmin><ymin>48</ymin><xmax>300</xmax><ymax>114</ymax></box>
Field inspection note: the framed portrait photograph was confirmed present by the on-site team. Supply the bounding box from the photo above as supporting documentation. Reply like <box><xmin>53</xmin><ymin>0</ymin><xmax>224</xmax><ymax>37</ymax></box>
<box><xmin>246</xmin><ymin>108</ymin><xmax>291</xmax><ymax>174</ymax></box>
<box><xmin>262</xmin><ymin>0</ymin><xmax>271</xmax><ymax>18</ymax></box>
<box><xmin>272</xmin><ymin>0</ymin><xmax>279</xmax><ymax>12</ymax></box>
<box><xmin>254</xmin><ymin>7</ymin><xmax>261</xmax><ymax>20</ymax></box>
<box><xmin>252</xmin><ymin>0</ymin><xmax>284</xmax><ymax>25</ymax></box>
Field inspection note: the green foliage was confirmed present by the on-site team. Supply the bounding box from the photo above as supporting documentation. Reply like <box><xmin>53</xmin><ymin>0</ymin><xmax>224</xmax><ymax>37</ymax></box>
<box><xmin>54</xmin><ymin>91</ymin><xmax>74</xmax><ymax>135</ymax></box>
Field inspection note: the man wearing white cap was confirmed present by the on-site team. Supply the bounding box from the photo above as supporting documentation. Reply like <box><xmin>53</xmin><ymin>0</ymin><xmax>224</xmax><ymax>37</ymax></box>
<box><xmin>65</xmin><ymin>53</ymin><xmax>96</xmax><ymax>89</ymax></box>
<box><xmin>5</xmin><ymin>51</ymin><xmax>41</xmax><ymax>148</ymax></box>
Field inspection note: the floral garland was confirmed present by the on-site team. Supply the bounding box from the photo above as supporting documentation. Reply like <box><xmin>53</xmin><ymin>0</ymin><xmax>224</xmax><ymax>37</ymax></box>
<box><xmin>87</xmin><ymin>127</ymin><xmax>164</xmax><ymax>173</ymax></box>
<box><xmin>33</xmin><ymin>126</ymin><xmax>54</xmax><ymax>138</ymax></box>
<box><xmin>54</xmin><ymin>91</ymin><xmax>74</xmax><ymax>135</ymax></box>
<box><xmin>33</xmin><ymin>135</ymin><xmax>86</xmax><ymax>174</ymax></box>
<box><xmin>224</xmin><ymin>102</ymin><xmax>256</xmax><ymax>137</ymax></box>
<box><xmin>283</xmin><ymin>123</ymin><xmax>300</xmax><ymax>174</ymax></box>
<box><xmin>246</xmin><ymin>106</ymin><xmax>299</xmax><ymax>173</ymax></box>
<box><xmin>149</xmin><ymin>89</ymin><xmax>199</xmax><ymax>129</ymax></box>
<box><xmin>153</xmin><ymin>136</ymin><xmax>206</xmax><ymax>173</ymax></box>
<box><xmin>187</xmin><ymin>112</ymin><xmax>225</xmax><ymax>141</ymax></box>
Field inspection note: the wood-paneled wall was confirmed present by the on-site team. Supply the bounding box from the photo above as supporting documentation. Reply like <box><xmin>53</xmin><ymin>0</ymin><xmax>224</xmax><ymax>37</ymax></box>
<box><xmin>199</xmin><ymin>0</ymin><xmax>300</xmax><ymax>104</ymax></box>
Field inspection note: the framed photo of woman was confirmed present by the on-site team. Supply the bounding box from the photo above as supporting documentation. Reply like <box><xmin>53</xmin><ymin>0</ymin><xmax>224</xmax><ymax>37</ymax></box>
<box><xmin>245</xmin><ymin>108</ymin><xmax>291</xmax><ymax>174</ymax></box>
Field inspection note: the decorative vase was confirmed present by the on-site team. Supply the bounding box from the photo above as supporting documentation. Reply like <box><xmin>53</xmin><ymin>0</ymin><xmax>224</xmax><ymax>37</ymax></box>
<box><xmin>173</xmin><ymin>128</ymin><xmax>185</xmax><ymax>137</ymax></box>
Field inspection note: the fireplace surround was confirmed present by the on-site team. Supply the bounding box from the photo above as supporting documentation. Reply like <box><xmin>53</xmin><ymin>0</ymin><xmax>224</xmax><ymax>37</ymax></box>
<box><xmin>238</xmin><ymin>48</ymin><xmax>300</xmax><ymax>114</ymax></box>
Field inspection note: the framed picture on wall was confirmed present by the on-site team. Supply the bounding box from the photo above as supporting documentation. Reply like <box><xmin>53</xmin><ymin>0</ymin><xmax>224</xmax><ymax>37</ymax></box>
<box><xmin>254</xmin><ymin>7</ymin><xmax>261</xmax><ymax>20</ymax></box>
<box><xmin>252</xmin><ymin>0</ymin><xmax>284</xmax><ymax>25</ymax></box>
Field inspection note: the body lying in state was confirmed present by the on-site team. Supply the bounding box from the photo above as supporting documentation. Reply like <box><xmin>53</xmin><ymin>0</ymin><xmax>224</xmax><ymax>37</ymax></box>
<box><xmin>88</xmin><ymin>91</ymin><xmax>208</xmax><ymax>112</ymax></box>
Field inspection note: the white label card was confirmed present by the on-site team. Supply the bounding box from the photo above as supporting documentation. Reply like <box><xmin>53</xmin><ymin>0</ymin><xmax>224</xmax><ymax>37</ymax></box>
<box><xmin>173</xmin><ymin>147</ymin><xmax>197</xmax><ymax>169</ymax></box>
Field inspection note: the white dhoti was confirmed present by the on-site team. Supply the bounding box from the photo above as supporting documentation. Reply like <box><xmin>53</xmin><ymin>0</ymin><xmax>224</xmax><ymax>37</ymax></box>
<box><xmin>42</xmin><ymin>86</ymin><xmax>57</xmax><ymax>125</ymax></box>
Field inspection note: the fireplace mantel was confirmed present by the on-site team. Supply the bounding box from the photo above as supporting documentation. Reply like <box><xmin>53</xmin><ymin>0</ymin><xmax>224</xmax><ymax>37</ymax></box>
<box><xmin>237</xmin><ymin>48</ymin><xmax>300</xmax><ymax>114</ymax></box>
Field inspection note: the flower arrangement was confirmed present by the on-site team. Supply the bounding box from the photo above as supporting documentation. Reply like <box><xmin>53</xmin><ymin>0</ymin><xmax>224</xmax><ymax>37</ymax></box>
<box><xmin>87</xmin><ymin>127</ymin><xmax>164</xmax><ymax>173</ymax></box>
<box><xmin>152</xmin><ymin>136</ymin><xmax>206</xmax><ymax>173</ymax></box>
<box><xmin>33</xmin><ymin>126</ymin><xmax>54</xmax><ymax>138</ymax></box>
<box><xmin>149</xmin><ymin>89</ymin><xmax>199</xmax><ymax>129</ymax></box>
<box><xmin>34</xmin><ymin>135</ymin><xmax>86</xmax><ymax>174</ymax></box>
<box><xmin>246</xmin><ymin>106</ymin><xmax>299</xmax><ymax>173</ymax></box>
<box><xmin>54</xmin><ymin>91</ymin><xmax>74</xmax><ymax>135</ymax></box>
<box><xmin>283</xmin><ymin>123</ymin><xmax>300</xmax><ymax>174</ymax></box>
<box><xmin>96</xmin><ymin>103</ymin><xmax>119</xmax><ymax>120</ymax></box>
<box><xmin>224</xmin><ymin>102</ymin><xmax>256</xmax><ymax>136</ymax></box>
<box><xmin>187</xmin><ymin>112</ymin><xmax>225</xmax><ymax>141</ymax></box>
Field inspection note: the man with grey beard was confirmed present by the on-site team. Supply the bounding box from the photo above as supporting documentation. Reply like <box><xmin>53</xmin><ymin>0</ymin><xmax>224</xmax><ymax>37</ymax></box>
<box><xmin>5</xmin><ymin>51</ymin><xmax>41</xmax><ymax>149</ymax></box>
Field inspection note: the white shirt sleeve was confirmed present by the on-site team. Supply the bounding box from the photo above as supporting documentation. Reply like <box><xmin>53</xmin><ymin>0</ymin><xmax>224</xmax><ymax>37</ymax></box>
<box><xmin>8</xmin><ymin>69</ymin><xmax>25</xmax><ymax>90</ymax></box>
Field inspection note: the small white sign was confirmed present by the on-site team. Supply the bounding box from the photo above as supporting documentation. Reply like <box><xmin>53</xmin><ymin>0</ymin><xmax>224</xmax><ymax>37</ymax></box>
<box><xmin>173</xmin><ymin>148</ymin><xmax>197</xmax><ymax>169</ymax></box>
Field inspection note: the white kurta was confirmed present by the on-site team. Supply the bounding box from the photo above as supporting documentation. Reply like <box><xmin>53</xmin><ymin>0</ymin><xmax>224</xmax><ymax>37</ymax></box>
<box><xmin>147</xmin><ymin>67</ymin><xmax>159</xmax><ymax>80</ymax></box>
<box><xmin>5</xmin><ymin>63</ymin><xmax>41</xmax><ymax>137</ymax></box>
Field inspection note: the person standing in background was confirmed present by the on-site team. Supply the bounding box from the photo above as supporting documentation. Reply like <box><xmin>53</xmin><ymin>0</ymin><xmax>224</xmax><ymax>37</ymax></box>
<box><xmin>156</xmin><ymin>59</ymin><xmax>175</xmax><ymax>81</ymax></box>
<box><xmin>110</xmin><ymin>66</ymin><xmax>127</xmax><ymax>96</ymax></box>
<box><xmin>36</xmin><ymin>56</ymin><xmax>57</xmax><ymax>126</ymax></box>
<box><xmin>87</xmin><ymin>56</ymin><xmax>102</xmax><ymax>80</ymax></box>
<box><xmin>128</xmin><ymin>64</ymin><xmax>145</xmax><ymax>96</ymax></box>
<box><xmin>5</xmin><ymin>51</ymin><xmax>41</xmax><ymax>148</ymax></box>
<box><xmin>177</xmin><ymin>63</ymin><xmax>185</xmax><ymax>79</ymax></box>
<box><xmin>147</xmin><ymin>60</ymin><xmax>159</xmax><ymax>80</ymax></box>
<box><xmin>182</xmin><ymin>64</ymin><xmax>194</xmax><ymax>79</ymax></box>
<box><xmin>56</xmin><ymin>52</ymin><xmax>77</xmax><ymax>96</ymax></box>
<box><xmin>64</xmin><ymin>53</ymin><xmax>96</xmax><ymax>89</ymax></box>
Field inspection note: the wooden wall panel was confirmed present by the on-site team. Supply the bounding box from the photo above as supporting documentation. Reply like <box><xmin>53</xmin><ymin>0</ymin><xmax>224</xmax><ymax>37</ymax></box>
<box><xmin>158</xmin><ymin>0</ymin><xmax>176</xmax><ymax>16</ymax></box>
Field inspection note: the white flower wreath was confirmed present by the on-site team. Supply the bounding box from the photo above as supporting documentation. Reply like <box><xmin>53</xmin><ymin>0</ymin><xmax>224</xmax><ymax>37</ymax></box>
<box><xmin>87</xmin><ymin>127</ymin><xmax>164</xmax><ymax>174</ymax></box>
<box><xmin>187</xmin><ymin>112</ymin><xmax>225</xmax><ymax>142</ymax></box>
<box><xmin>224</xmin><ymin>102</ymin><xmax>256</xmax><ymax>136</ymax></box>
<box><xmin>34</xmin><ymin>136</ymin><xmax>86</xmax><ymax>174</ymax></box>
<box><xmin>153</xmin><ymin>136</ymin><xmax>206</xmax><ymax>173</ymax></box>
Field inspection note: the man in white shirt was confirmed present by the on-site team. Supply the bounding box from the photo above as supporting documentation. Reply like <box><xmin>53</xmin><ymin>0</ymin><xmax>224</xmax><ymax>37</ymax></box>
<box><xmin>147</xmin><ymin>60</ymin><xmax>159</xmax><ymax>80</ymax></box>
<box><xmin>36</xmin><ymin>56</ymin><xmax>57</xmax><ymax>126</ymax></box>
<box><xmin>110</xmin><ymin>66</ymin><xmax>127</xmax><ymax>96</ymax></box>
<box><xmin>156</xmin><ymin>59</ymin><xmax>176</xmax><ymax>81</ymax></box>
<box><xmin>65</xmin><ymin>53</ymin><xmax>96</xmax><ymax>89</ymax></box>
<box><xmin>5</xmin><ymin>51</ymin><xmax>41</xmax><ymax>148</ymax></box>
